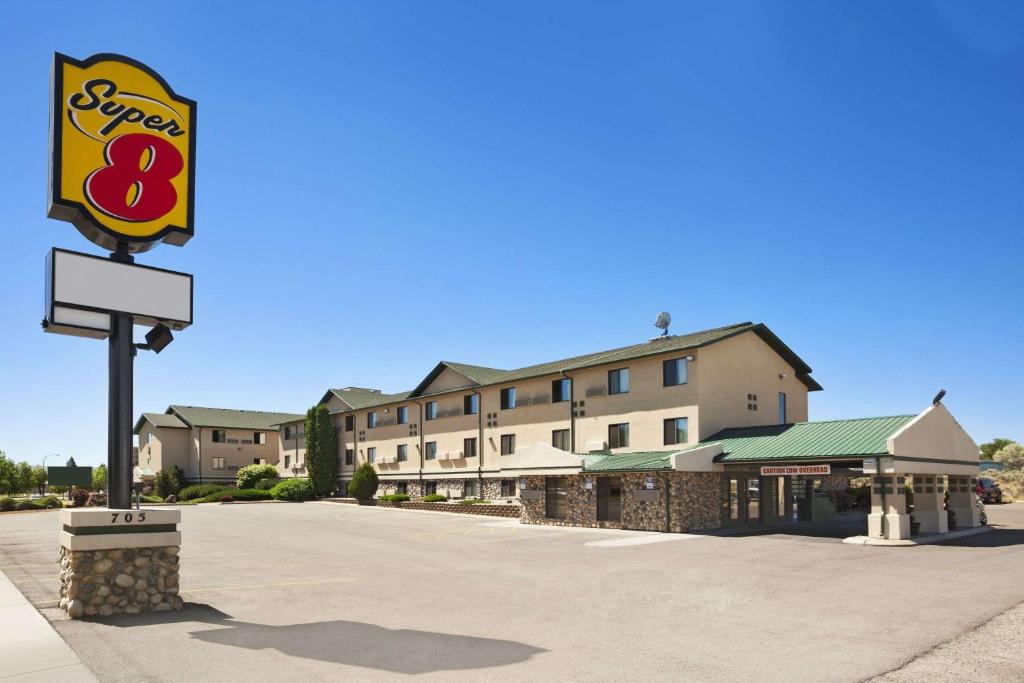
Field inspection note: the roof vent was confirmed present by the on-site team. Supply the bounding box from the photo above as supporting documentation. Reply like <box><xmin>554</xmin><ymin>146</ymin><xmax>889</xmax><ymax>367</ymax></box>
<box><xmin>340</xmin><ymin>387</ymin><xmax>381</xmax><ymax>394</ymax></box>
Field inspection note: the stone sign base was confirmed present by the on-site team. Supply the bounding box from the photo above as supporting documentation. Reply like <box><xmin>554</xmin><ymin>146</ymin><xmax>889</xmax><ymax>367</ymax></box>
<box><xmin>58</xmin><ymin>508</ymin><xmax>182</xmax><ymax>619</ymax></box>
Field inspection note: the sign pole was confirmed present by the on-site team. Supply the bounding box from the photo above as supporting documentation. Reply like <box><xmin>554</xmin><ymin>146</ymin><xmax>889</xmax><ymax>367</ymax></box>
<box><xmin>107</xmin><ymin>244</ymin><xmax>134</xmax><ymax>510</ymax></box>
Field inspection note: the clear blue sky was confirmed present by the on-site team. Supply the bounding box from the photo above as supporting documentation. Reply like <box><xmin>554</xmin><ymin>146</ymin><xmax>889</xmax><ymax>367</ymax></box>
<box><xmin>1</xmin><ymin>1</ymin><xmax>1022</xmax><ymax>466</ymax></box>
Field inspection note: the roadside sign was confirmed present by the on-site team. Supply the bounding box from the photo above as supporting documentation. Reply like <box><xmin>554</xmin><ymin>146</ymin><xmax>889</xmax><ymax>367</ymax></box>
<box><xmin>46</xmin><ymin>466</ymin><xmax>93</xmax><ymax>488</ymax></box>
<box><xmin>43</xmin><ymin>248</ymin><xmax>193</xmax><ymax>339</ymax></box>
<box><xmin>48</xmin><ymin>52</ymin><xmax>196</xmax><ymax>253</ymax></box>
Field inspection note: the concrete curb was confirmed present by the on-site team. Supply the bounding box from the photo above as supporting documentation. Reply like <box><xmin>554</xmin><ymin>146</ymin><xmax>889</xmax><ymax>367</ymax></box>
<box><xmin>842</xmin><ymin>525</ymin><xmax>993</xmax><ymax>546</ymax></box>
<box><xmin>0</xmin><ymin>569</ymin><xmax>98</xmax><ymax>681</ymax></box>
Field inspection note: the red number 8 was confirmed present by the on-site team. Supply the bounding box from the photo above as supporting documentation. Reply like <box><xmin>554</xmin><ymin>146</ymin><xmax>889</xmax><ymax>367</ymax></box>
<box><xmin>85</xmin><ymin>133</ymin><xmax>184</xmax><ymax>223</ymax></box>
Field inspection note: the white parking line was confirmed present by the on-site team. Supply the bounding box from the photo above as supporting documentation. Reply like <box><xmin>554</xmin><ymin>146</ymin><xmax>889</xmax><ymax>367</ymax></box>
<box><xmin>585</xmin><ymin>534</ymin><xmax>706</xmax><ymax>547</ymax></box>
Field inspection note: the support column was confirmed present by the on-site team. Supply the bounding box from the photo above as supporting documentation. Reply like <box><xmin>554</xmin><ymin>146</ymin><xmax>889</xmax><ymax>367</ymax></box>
<box><xmin>107</xmin><ymin>246</ymin><xmax>134</xmax><ymax>510</ymax></box>
<box><xmin>868</xmin><ymin>475</ymin><xmax>910</xmax><ymax>540</ymax></box>
<box><xmin>947</xmin><ymin>475</ymin><xmax>980</xmax><ymax>529</ymax></box>
<box><xmin>913</xmin><ymin>475</ymin><xmax>947</xmax><ymax>535</ymax></box>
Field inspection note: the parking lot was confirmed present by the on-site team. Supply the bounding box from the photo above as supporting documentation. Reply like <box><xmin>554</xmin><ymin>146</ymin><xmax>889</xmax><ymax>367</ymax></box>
<box><xmin>2</xmin><ymin>502</ymin><xmax>1023</xmax><ymax>682</ymax></box>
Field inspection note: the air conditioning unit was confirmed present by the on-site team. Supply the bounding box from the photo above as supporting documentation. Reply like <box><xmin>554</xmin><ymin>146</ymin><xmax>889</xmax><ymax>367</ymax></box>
<box><xmin>437</xmin><ymin>452</ymin><xmax>451</xmax><ymax>460</ymax></box>
<box><xmin>585</xmin><ymin>439</ymin><xmax>608</xmax><ymax>452</ymax></box>
<box><xmin>453</xmin><ymin>451</ymin><xmax>465</xmax><ymax>460</ymax></box>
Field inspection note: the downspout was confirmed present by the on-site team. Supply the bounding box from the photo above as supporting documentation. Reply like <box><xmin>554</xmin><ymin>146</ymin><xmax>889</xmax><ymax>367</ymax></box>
<box><xmin>197</xmin><ymin>427</ymin><xmax>203</xmax><ymax>484</ymax></box>
<box><xmin>474</xmin><ymin>390</ymin><xmax>483</xmax><ymax>498</ymax></box>
<box><xmin>560</xmin><ymin>370</ymin><xmax>575</xmax><ymax>452</ymax></box>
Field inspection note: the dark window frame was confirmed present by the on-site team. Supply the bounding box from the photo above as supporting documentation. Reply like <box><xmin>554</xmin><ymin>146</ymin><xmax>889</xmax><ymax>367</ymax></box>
<box><xmin>397</xmin><ymin>444</ymin><xmax>408</xmax><ymax>462</ymax></box>
<box><xmin>552</xmin><ymin>378</ymin><xmax>570</xmax><ymax>403</ymax></box>
<box><xmin>397</xmin><ymin>406</ymin><xmax>408</xmax><ymax>425</ymax></box>
<box><xmin>212</xmin><ymin>430</ymin><xmax>226</xmax><ymax>443</ymax></box>
<box><xmin>345</xmin><ymin>449</ymin><xmax>353</xmax><ymax>466</ymax></box>
<box><xmin>552</xmin><ymin>429</ymin><xmax>571</xmax><ymax>451</ymax></box>
<box><xmin>344</xmin><ymin>415</ymin><xmax>354</xmax><ymax>432</ymax></box>
<box><xmin>608</xmin><ymin>368</ymin><xmax>630</xmax><ymax>395</ymax></box>
<box><xmin>425</xmin><ymin>401</ymin><xmax>438</xmax><ymax>421</ymax></box>
<box><xmin>663</xmin><ymin>358</ymin><xmax>688</xmax><ymax>387</ymax></box>
<box><xmin>663</xmin><ymin>417</ymin><xmax>689</xmax><ymax>446</ymax></box>
<box><xmin>464</xmin><ymin>394</ymin><xmax>479</xmax><ymax>415</ymax></box>
<box><xmin>367</xmin><ymin>411</ymin><xmax>377</xmax><ymax>429</ymax></box>
<box><xmin>500</xmin><ymin>387</ymin><xmax>517</xmax><ymax>410</ymax></box>
<box><xmin>545</xmin><ymin>476</ymin><xmax>567</xmax><ymax>519</ymax></box>
<box><xmin>425</xmin><ymin>441</ymin><xmax>437</xmax><ymax>460</ymax></box>
<box><xmin>500</xmin><ymin>434</ymin><xmax>516</xmax><ymax>456</ymax></box>
<box><xmin>464</xmin><ymin>437</ymin><xmax>478</xmax><ymax>458</ymax></box>
<box><xmin>609</xmin><ymin>423</ymin><xmax>630</xmax><ymax>449</ymax></box>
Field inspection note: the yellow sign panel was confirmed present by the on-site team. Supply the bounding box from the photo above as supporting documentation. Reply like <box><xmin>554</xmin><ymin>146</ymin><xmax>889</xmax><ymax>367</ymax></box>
<box><xmin>49</xmin><ymin>53</ymin><xmax>196</xmax><ymax>252</ymax></box>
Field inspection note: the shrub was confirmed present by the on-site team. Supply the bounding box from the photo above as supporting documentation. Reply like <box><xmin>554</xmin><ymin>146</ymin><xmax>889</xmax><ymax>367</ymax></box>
<box><xmin>421</xmin><ymin>493</ymin><xmax>447</xmax><ymax>503</ymax></box>
<box><xmin>348</xmin><ymin>463</ymin><xmax>378</xmax><ymax>502</ymax></box>
<box><xmin>70</xmin><ymin>488</ymin><xmax>89</xmax><ymax>508</ymax></box>
<box><xmin>40</xmin><ymin>496</ymin><xmax>62</xmax><ymax>509</ymax></box>
<box><xmin>378</xmin><ymin>493</ymin><xmax>410</xmax><ymax>502</ymax></box>
<box><xmin>236</xmin><ymin>464</ymin><xmax>279</xmax><ymax>490</ymax></box>
<box><xmin>0</xmin><ymin>496</ymin><xmax>15</xmax><ymax>511</ymax></box>
<box><xmin>201</xmin><ymin>488</ymin><xmax>272</xmax><ymax>503</ymax></box>
<box><xmin>87</xmin><ymin>492</ymin><xmax>107</xmax><ymax>507</ymax></box>
<box><xmin>170</xmin><ymin>465</ymin><xmax>189</xmax><ymax>492</ymax></box>
<box><xmin>255</xmin><ymin>477</ymin><xmax>281</xmax><ymax>491</ymax></box>
<box><xmin>18</xmin><ymin>500</ymin><xmax>42</xmax><ymax>511</ymax></box>
<box><xmin>271</xmin><ymin>478</ymin><xmax>313</xmax><ymax>502</ymax></box>
<box><xmin>154</xmin><ymin>470</ymin><xmax>175</xmax><ymax>499</ymax></box>
<box><xmin>178</xmin><ymin>484</ymin><xmax>230</xmax><ymax>501</ymax></box>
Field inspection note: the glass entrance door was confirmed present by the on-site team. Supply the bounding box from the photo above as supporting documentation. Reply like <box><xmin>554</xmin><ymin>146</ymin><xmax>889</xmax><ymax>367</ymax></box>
<box><xmin>596</xmin><ymin>476</ymin><xmax>622</xmax><ymax>522</ymax></box>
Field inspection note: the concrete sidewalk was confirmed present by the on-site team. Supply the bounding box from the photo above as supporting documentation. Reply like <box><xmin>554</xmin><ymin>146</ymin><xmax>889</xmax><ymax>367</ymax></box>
<box><xmin>0</xmin><ymin>569</ymin><xmax>96</xmax><ymax>682</ymax></box>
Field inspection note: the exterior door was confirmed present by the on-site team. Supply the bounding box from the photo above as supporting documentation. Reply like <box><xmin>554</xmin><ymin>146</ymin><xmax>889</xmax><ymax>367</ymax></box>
<box><xmin>596</xmin><ymin>476</ymin><xmax>622</xmax><ymax>522</ymax></box>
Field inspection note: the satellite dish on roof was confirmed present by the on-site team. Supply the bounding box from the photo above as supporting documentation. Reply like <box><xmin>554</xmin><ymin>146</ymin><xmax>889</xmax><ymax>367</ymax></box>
<box><xmin>654</xmin><ymin>311</ymin><xmax>671</xmax><ymax>337</ymax></box>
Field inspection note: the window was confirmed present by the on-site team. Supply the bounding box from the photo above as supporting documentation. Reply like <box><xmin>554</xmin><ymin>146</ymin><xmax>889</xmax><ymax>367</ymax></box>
<box><xmin>747</xmin><ymin>394</ymin><xmax>758</xmax><ymax>411</ymax></box>
<box><xmin>396</xmin><ymin>482</ymin><xmax>408</xmax><ymax>495</ymax></box>
<box><xmin>344</xmin><ymin>415</ymin><xmax>354</xmax><ymax>432</ymax></box>
<box><xmin>147</xmin><ymin>432</ymin><xmax>153</xmax><ymax>445</ymax></box>
<box><xmin>367</xmin><ymin>447</ymin><xmax>376</xmax><ymax>463</ymax></box>
<box><xmin>597</xmin><ymin>476</ymin><xmax>622</xmax><ymax>522</ymax></box>
<box><xmin>284</xmin><ymin>455</ymin><xmax>291</xmax><ymax>468</ymax></box>
<box><xmin>253</xmin><ymin>432</ymin><xmax>266</xmax><ymax>445</ymax></box>
<box><xmin>501</xmin><ymin>480</ymin><xmax>517</xmax><ymax>497</ymax></box>
<box><xmin>397</xmin><ymin>406</ymin><xmax>408</xmax><ymax>425</ymax></box>
<box><xmin>424</xmin><ymin>481</ymin><xmax>437</xmax><ymax>496</ymax></box>
<box><xmin>425</xmin><ymin>401</ymin><xmax>438</xmax><ymax>421</ymax></box>
<box><xmin>608</xmin><ymin>368</ymin><xmax>630</xmax><ymax>395</ymax></box>
<box><xmin>663</xmin><ymin>417</ymin><xmax>689</xmax><ymax>446</ymax></box>
<box><xmin>253</xmin><ymin>458</ymin><xmax>266</xmax><ymax>465</ymax></box>
<box><xmin>345</xmin><ymin>449</ymin><xmax>353</xmax><ymax>466</ymax></box>
<box><xmin>464</xmin><ymin>437</ymin><xmax>477</xmax><ymax>458</ymax></box>
<box><xmin>500</xmin><ymin>387</ymin><xmax>516</xmax><ymax>410</ymax></box>
<box><xmin>552</xmin><ymin>429</ymin><xmax>571</xmax><ymax>451</ymax></box>
<box><xmin>284</xmin><ymin>426</ymin><xmax>292</xmax><ymax>440</ymax></box>
<box><xmin>464</xmin><ymin>394</ymin><xmax>479</xmax><ymax>415</ymax></box>
<box><xmin>212</xmin><ymin>430</ymin><xmax>226</xmax><ymax>443</ymax></box>
<box><xmin>212</xmin><ymin>457</ymin><xmax>226</xmax><ymax>470</ymax></box>
<box><xmin>425</xmin><ymin>441</ymin><xmax>437</xmax><ymax>460</ymax></box>
<box><xmin>367</xmin><ymin>411</ymin><xmax>377</xmax><ymax>428</ymax></box>
<box><xmin>778</xmin><ymin>392</ymin><xmax>787</xmax><ymax>424</ymax></box>
<box><xmin>609</xmin><ymin>423</ymin><xmax>630</xmax><ymax>449</ymax></box>
<box><xmin>545</xmin><ymin>477</ymin><xmax>567</xmax><ymax>519</ymax></box>
<box><xmin>552</xmin><ymin>378</ymin><xmax>570</xmax><ymax>403</ymax></box>
<box><xmin>397</xmin><ymin>444</ymin><xmax>408</xmax><ymax>462</ymax></box>
<box><xmin>500</xmin><ymin>434</ymin><xmax>516</xmax><ymax>456</ymax></box>
<box><xmin>464</xmin><ymin>480</ymin><xmax>480</xmax><ymax>498</ymax></box>
<box><xmin>663</xmin><ymin>358</ymin><xmax>688</xmax><ymax>387</ymax></box>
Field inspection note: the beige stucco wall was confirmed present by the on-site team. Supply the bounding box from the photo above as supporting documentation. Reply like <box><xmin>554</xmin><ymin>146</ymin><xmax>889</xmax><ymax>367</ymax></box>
<box><xmin>322</xmin><ymin>329</ymin><xmax>813</xmax><ymax>485</ymax></box>
<box><xmin>277</xmin><ymin>419</ymin><xmax>306</xmax><ymax>477</ymax></box>
<box><xmin>136</xmin><ymin>424</ymin><xmax>190</xmax><ymax>474</ymax></box>
<box><xmin>886</xmin><ymin>403</ymin><xmax>979</xmax><ymax>474</ymax></box>
<box><xmin>194</xmin><ymin>426</ymin><xmax>281</xmax><ymax>481</ymax></box>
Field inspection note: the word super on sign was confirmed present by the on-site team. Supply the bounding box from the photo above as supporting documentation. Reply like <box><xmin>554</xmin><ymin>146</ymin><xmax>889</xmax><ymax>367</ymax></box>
<box><xmin>49</xmin><ymin>53</ymin><xmax>196</xmax><ymax>252</ymax></box>
<box><xmin>760</xmin><ymin>465</ymin><xmax>831</xmax><ymax>476</ymax></box>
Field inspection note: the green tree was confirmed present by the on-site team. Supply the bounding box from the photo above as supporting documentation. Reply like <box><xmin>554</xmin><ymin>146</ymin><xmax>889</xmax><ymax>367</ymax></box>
<box><xmin>994</xmin><ymin>443</ymin><xmax>1024</xmax><ymax>471</ymax></box>
<box><xmin>303</xmin><ymin>406</ymin><xmax>318</xmax><ymax>479</ymax></box>
<box><xmin>308</xmin><ymin>404</ymin><xmax>338</xmax><ymax>496</ymax></box>
<box><xmin>15</xmin><ymin>461</ymin><xmax>33</xmax><ymax>494</ymax></box>
<box><xmin>170</xmin><ymin>465</ymin><xmax>188</xmax><ymax>492</ymax></box>
<box><xmin>236</xmin><ymin>463</ymin><xmax>279</xmax><ymax>489</ymax></box>
<box><xmin>980</xmin><ymin>438</ymin><xmax>1015</xmax><ymax>461</ymax></box>
<box><xmin>31</xmin><ymin>466</ymin><xmax>47</xmax><ymax>495</ymax></box>
<box><xmin>92</xmin><ymin>464</ymin><xmax>107</xmax><ymax>492</ymax></box>
<box><xmin>0</xmin><ymin>452</ymin><xmax>17</xmax><ymax>494</ymax></box>
<box><xmin>348</xmin><ymin>462</ymin><xmax>378</xmax><ymax>501</ymax></box>
<box><xmin>154</xmin><ymin>469</ymin><xmax>175</xmax><ymax>499</ymax></box>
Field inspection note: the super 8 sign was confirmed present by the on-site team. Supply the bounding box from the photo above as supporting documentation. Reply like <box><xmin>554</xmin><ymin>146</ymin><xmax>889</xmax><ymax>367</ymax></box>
<box><xmin>48</xmin><ymin>53</ymin><xmax>196</xmax><ymax>253</ymax></box>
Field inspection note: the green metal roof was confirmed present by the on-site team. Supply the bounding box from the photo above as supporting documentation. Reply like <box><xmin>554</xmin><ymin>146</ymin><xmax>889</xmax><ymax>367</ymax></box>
<box><xmin>709</xmin><ymin>415</ymin><xmax>916</xmax><ymax>462</ymax></box>
<box><xmin>582</xmin><ymin>451</ymin><xmax>675</xmax><ymax>473</ymax></box>
<box><xmin>133</xmin><ymin>412</ymin><xmax>188</xmax><ymax>434</ymax></box>
<box><xmin>167</xmin><ymin>405</ymin><xmax>304</xmax><ymax>430</ymax></box>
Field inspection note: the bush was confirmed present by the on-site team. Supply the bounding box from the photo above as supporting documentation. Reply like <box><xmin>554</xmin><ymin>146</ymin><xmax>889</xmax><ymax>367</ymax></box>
<box><xmin>0</xmin><ymin>496</ymin><xmax>15</xmax><ymax>511</ymax></box>
<box><xmin>984</xmin><ymin>470</ymin><xmax>1024</xmax><ymax>502</ymax></box>
<box><xmin>178</xmin><ymin>484</ymin><xmax>230</xmax><ymax>501</ymax></box>
<box><xmin>70</xmin><ymin>488</ymin><xmax>89</xmax><ymax>508</ymax></box>
<box><xmin>87</xmin><ymin>492</ymin><xmax>107</xmax><ymax>507</ymax></box>
<box><xmin>348</xmin><ymin>463</ymin><xmax>378</xmax><ymax>502</ymax></box>
<box><xmin>421</xmin><ymin>493</ymin><xmax>447</xmax><ymax>503</ymax></box>
<box><xmin>236</xmin><ymin>464</ymin><xmax>279</xmax><ymax>490</ymax></box>
<box><xmin>271</xmin><ymin>478</ymin><xmax>314</xmax><ymax>502</ymax></box>
<box><xmin>255</xmin><ymin>477</ymin><xmax>281</xmax><ymax>491</ymax></box>
<box><xmin>201</xmin><ymin>488</ymin><xmax>272</xmax><ymax>503</ymax></box>
<box><xmin>378</xmin><ymin>493</ymin><xmax>410</xmax><ymax>502</ymax></box>
<box><xmin>39</xmin><ymin>496</ymin><xmax>62</xmax><ymax>509</ymax></box>
<box><xmin>18</xmin><ymin>500</ymin><xmax>42</xmax><ymax>511</ymax></box>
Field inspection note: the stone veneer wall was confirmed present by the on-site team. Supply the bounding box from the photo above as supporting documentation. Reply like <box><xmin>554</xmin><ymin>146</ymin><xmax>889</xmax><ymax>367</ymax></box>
<box><xmin>376</xmin><ymin>478</ymin><xmax>517</xmax><ymax>501</ymax></box>
<box><xmin>520</xmin><ymin>472</ymin><xmax>723</xmax><ymax>533</ymax></box>
<box><xmin>59</xmin><ymin>545</ymin><xmax>182</xmax><ymax>618</ymax></box>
